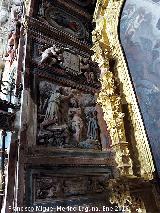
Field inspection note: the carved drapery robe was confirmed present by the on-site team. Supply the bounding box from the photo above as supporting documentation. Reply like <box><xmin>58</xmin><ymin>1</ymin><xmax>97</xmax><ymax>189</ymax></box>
<box><xmin>44</xmin><ymin>91</ymin><xmax>61</xmax><ymax>124</ymax></box>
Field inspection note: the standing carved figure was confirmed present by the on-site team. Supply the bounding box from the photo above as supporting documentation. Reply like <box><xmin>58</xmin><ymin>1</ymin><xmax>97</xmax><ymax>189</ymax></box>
<box><xmin>87</xmin><ymin>111</ymin><xmax>98</xmax><ymax>140</ymax></box>
<box><xmin>44</xmin><ymin>87</ymin><xmax>73</xmax><ymax>126</ymax></box>
<box><xmin>44</xmin><ymin>88</ymin><xmax>62</xmax><ymax>125</ymax></box>
<box><xmin>71</xmin><ymin>111</ymin><xmax>83</xmax><ymax>142</ymax></box>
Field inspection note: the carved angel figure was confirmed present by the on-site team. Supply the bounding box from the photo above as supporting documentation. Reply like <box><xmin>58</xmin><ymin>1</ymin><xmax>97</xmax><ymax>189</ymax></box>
<box><xmin>40</xmin><ymin>45</ymin><xmax>64</xmax><ymax>67</ymax></box>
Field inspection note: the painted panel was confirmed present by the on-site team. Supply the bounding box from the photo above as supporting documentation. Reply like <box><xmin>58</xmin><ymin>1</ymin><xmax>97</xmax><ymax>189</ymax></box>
<box><xmin>120</xmin><ymin>0</ymin><xmax>160</xmax><ymax>175</ymax></box>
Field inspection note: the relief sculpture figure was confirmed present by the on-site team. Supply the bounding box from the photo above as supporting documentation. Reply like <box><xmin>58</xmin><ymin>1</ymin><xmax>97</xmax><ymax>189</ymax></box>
<box><xmin>87</xmin><ymin>111</ymin><xmax>98</xmax><ymax>140</ymax></box>
<box><xmin>44</xmin><ymin>88</ymin><xmax>62</xmax><ymax>125</ymax></box>
<box><xmin>71</xmin><ymin>111</ymin><xmax>83</xmax><ymax>142</ymax></box>
<box><xmin>43</xmin><ymin>87</ymin><xmax>73</xmax><ymax>126</ymax></box>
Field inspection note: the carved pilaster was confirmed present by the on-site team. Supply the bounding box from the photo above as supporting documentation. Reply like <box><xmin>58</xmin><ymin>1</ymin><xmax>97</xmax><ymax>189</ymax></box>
<box><xmin>92</xmin><ymin>4</ymin><xmax>133</xmax><ymax>176</ymax></box>
<box><xmin>97</xmin><ymin>70</ymin><xmax>133</xmax><ymax>177</ymax></box>
<box><xmin>108</xmin><ymin>178</ymin><xmax>147</xmax><ymax>213</ymax></box>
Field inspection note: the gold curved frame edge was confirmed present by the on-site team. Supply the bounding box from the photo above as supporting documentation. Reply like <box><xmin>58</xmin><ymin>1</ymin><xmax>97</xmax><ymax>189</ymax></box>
<box><xmin>93</xmin><ymin>0</ymin><xmax>155</xmax><ymax>180</ymax></box>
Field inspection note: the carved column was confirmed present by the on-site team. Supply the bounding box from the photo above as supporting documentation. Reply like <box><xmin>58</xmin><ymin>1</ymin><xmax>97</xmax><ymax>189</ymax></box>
<box><xmin>92</xmin><ymin>11</ymin><xmax>133</xmax><ymax>177</ymax></box>
<box><xmin>97</xmin><ymin>70</ymin><xmax>133</xmax><ymax>177</ymax></box>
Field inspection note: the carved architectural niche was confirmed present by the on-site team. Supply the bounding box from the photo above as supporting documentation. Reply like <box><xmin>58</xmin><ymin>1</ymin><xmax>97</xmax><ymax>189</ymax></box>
<box><xmin>37</xmin><ymin>80</ymin><xmax>103</xmax><ymax>150</ymax></box>
<box><xmin>97</xmin><ymin>71</ymin><xmax>133</xmax><ymax>177</ymax></box>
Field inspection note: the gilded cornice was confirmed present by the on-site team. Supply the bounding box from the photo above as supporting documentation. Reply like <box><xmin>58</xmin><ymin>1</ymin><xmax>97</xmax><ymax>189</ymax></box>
<box><xmin>93</xmin><ymin>0</ymin><xmax>155</xmax><ymax>180</ymax></box>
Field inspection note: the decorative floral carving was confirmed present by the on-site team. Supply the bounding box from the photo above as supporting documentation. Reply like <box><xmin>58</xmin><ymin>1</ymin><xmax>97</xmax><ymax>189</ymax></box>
<box><xmin>108</xmin><ymin>178</ymin><xmax>148</xmax><ymax>213</ymax></box>
<box><xmin>97</xmin><ymin>71</ymin><xmax>133</xmax><ymax>176</ymax></box>
<box><xmin>92</xmin><ymin>0</ymin><xmax>157</xmax><ymax>211</ymax></box>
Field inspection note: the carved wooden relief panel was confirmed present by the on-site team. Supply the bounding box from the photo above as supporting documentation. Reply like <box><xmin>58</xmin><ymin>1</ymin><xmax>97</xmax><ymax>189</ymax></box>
<box><xmin>26</xmin><ymin>166</ymin><xmax>112</xmax><ymax>206</ymax></box>
<box><xmin>34</xmin><ymin>175</ymin><xmax>107</xmax><ymax>202</ymax></box>
<box><xmin>21</xmin><ymin>0</ymin><xmax>114</xmax><ymax>208</ymax></box>
<box><xmin>37</xmin><ymin>81</ymin><xmax>101</xmax><ymax>150</ymax></box>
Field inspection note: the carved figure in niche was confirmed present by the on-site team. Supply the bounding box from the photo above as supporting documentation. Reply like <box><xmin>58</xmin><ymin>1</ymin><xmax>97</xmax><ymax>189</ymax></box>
<box><xmin>80</xmin><ymin>57</ymin><xmax>94</xmax><ymax>83</ymax></box>
<box><xmin>71</xmin><ymin>110</ymin><xmax>83</xmax><ymax>143</ymax></box>
<box><xmin>87</xmin><ymin>111</ymin><xmax>98</xmax><ymax>140</ymax></box>
<box><xmin>40</xmin><ymin>45</ymin><xmax>64</xmax><ymax>67</ymax></box>
<box><xmin>43</xmin><ymin>87</ymin><xmax>73</xmax><ymax>126</ymax></box>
